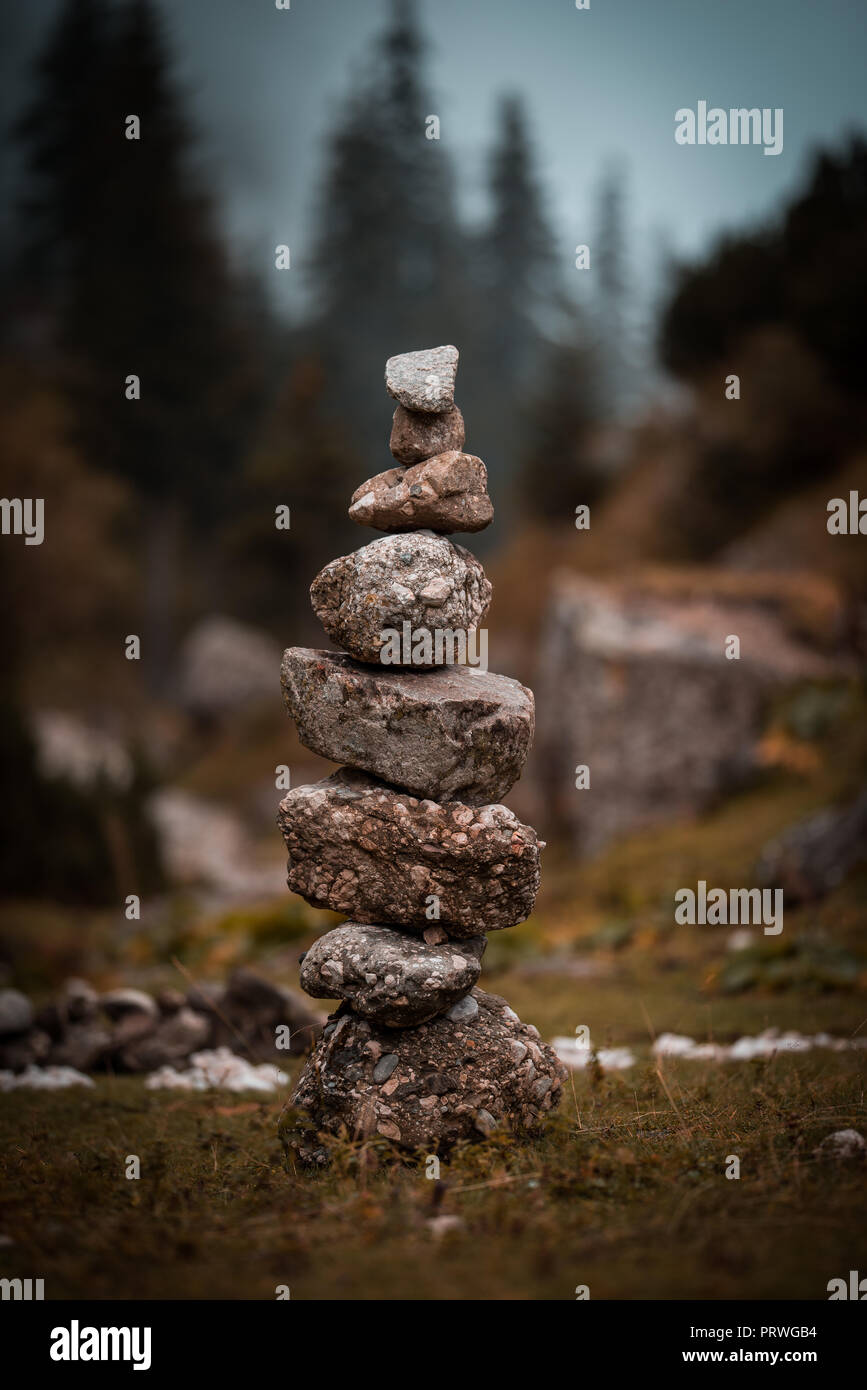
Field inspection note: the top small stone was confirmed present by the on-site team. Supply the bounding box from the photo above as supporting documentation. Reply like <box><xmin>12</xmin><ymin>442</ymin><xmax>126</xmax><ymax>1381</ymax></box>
<box><xmin>385</xmin><ymin>345</ymin><xmax>458</xmax><ymax>414</ymax></box>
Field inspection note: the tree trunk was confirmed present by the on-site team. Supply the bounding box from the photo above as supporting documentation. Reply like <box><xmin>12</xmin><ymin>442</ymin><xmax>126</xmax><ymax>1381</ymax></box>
<box><xmin>142</xmin><ymin>494</ymin><xmax>182</xmax><ymax>698</ymax></box>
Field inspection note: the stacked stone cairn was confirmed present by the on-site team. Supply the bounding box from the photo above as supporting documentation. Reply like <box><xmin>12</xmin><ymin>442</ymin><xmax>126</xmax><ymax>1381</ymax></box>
<box><xmin>279</xmin><ymin>345</ymin><xmax>566</xmax><ymax>1162</ymax></box>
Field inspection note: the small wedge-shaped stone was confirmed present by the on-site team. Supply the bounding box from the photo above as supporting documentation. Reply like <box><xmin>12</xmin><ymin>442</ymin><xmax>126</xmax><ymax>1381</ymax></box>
<box><xmin>390</xmin><ymin>404</ymin><xmax>465</xmax><ymax>464</ymax></box>
<box><xmin>278</xmin><ymin>768</ymin><xmax>542</xmax><ymax>935</ymax></box>
<box><xmin>349</xmin><ymin>452</ymin><xmax>493</xmax><ymax>534</ymax></box>
<box><xmin>300</xmin><ymin>923</ymin><xmax>485</xmax><ymax>1026</ymax></box>
<box><xmin>310</xmin><ymin>532</ymin><xmax>491</xmax><ymax>666</ymax></box>
<box><xmin>281</xmin><ymin>650</ymin><xmax>534</xmax><ymax>802</ymax></box>
<box><xmin>385</xmin><ymin>344</ymin><xmax>458</xmax><ymax>413</ymax></box>
<box><xmin>282</xmin><ymin>989</ymin><xmax>568</xmax><ymax>1161</ymax></box>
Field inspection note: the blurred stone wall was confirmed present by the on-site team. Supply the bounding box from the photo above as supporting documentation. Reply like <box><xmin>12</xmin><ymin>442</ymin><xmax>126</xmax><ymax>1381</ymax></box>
<box><xmin>536</xmin><ymin>570</ymin><xmax>855</xmax><ymax>856</ymax></box>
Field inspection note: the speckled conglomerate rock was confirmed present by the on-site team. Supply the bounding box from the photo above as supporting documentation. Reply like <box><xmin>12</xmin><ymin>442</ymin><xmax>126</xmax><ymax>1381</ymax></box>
<box><xmin>385</xmin><ymin>345</ymin><xmax>458</xmax><ymax>413</ymax></box>
<box><xmin>299</xmin><ymin>922</ymin><xmax>485</xmax><ymax>1026</ymax></box>
<box><xmin>309</xmin><ymin>532</ymin><xmax>491</xmax><ymax>666</ymax></box>
<box><xmin>390</xmin><ymin>404</ymin><xmax>465</xmax><ymax>465</ymax></box>
<box><xmin>349</xmin><ymin>452</ymin><xmax>493</xmax><ymax>534</ymax></box>
<box><xmin>282</xmin><ymin>988</ymin><xmax>567</xmax><ymax>1160</ymax></box>
<box><xmin>278</xmin><ymin>768</ymin><xmax>542</xmax><ymax>935</ymax></box>
<box><xmin>281</xmin><ymin>649</ymin><xmax>534</xmax><ymax>803</ymax></box>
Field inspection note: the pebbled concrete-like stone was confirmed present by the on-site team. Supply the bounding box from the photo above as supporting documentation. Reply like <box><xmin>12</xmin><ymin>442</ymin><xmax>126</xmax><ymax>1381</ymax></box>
<box><xmin>349</xmin><ymin>452</ymin><xmax>493</xmax><ymax>534</ymax></box>
<box><xmin>278</xmin><ymin>767</ymin><xmax>542</xmax><ymax>936</ymax></box>
<box><xmin>281</xmin><ymin>649</ymin><xmax>534</xmax><ymax>802</ymax></box>
<box><xmin>389</xmin><ymin>403</ymin><xmax>465</xmax><ymax>464</ymax></box>
<box><xmin>309</xmin><ymin>532</ymin><xmax>491</xmax><ymax>666</ymax></box>
<box><xmin>299</xmin><ymin>922</ymin><xmax>485</xmax><ymax>1026</ymax></box>
<box><xmin>281</xmin><ymin>988</ymin><xmax>568</xmax><ymax>1161</ymax></box>
<box><xmin>385</xmin><ymin>345</ymin><xmax>458</xmax><ymax>413</ymax></box>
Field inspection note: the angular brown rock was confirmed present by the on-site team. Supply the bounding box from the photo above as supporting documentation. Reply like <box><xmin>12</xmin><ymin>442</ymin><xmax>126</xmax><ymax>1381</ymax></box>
<box><xmin>299</xmin><ymin>922</ymin><xmax>485</xmax><ymax>1026</ymax></box>
<box><xmin>281</xmin><ymin>649</ymin><xmax>534</xmax><ymax>802</ymax></box>
<box><xmin>277</xmin><ymin>768</ymin><xmax>543</xmax><ymax>935</ymax></box>
<box><xmin>349</xmin><ymin>452</ymin><xmax>493</xmax><ymax>534</ymax></box>
<box><xmin>310</xmin><ymin>532</ymin><xmax>491</xmax><ymax>666</ymax></box>
<box><xmin>389</xmin><ymin>404</ymin><xmax>465</xmax><ymax>465</ymax></box>
<box><xmin>281</xmin><ymin>988</ymin><xmax>567</xmax><ymax>1161</ymax></box>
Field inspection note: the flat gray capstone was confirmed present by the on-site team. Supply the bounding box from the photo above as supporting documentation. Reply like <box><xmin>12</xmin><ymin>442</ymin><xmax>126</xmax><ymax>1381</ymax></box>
<box><xmin>310</xmin><ymin>532</ymin><xmax>491</xmax><ymax>666</ymax></box>
<box><xmin>385</xmin><ymin>345</ymin><xmax>458</xmax><ymax>413</ymax></box>
<box><xmin>299</xmin><ymin>922</ymin><xmax>485</xmax><ymax>1026</ymax></box>
<box><xmin>282</xmin><ymin>988</ymin><xmax>568</xmax><ymax>1160</ymax></box>
<box><xmin>277</xmin><ymin>767</ymin><xmax>543</xmax><ymax>935</ymax></box>
<box><xmin>281</xmin><ymin>649</ymin><xmax>534</xmax><ymax>803</ymax></box>
<box><xmin>390</xmin><ymin>404</ymin><xmax>465</xmax><ymax>465</ymax></box>
<box><xmin>349</xmin><ymin>452</ymin><xmax>493</xmax><ymax>534</ymax></box>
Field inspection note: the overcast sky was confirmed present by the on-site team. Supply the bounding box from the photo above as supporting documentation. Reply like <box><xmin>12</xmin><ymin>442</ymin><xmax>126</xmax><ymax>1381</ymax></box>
<box><xmin>4</xmin><ymin>0</ymin><xmax>867</xmax><ymax>317</ymax></box>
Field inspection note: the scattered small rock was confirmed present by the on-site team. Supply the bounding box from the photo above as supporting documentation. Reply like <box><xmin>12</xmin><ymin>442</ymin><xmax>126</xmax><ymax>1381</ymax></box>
<box><xmin>425</xmin><ymin>1214</ymin><xmax>465</xmax><ymax>1239</ymax></box>
<box><xmin>100</xmin><ymin>989</ymin><xmax>159</xmax><ymax>1022</ymax></box>
<box><xmin>0</xmin><ymin>1065</ymin><xmax>95</xmax><ymax>1091</ymax></box>
<box><xmin>814</xmin><ymin>1128</ymin><xmax>867</xmax><ymax>1161</ymax></box>
<box><xmin>0</xmin><ymin>989</ymin><xmax>34</xmax><ymax>1037</ymax></box>
<box><xmin>144</xmin><ymin>1048</ymin><xmax>288</xmax><ymax>1093</ymax></box>
<box><xmin>552</xmin><ymin>1038</ymin><xmax>637</xmax><ymax>1071</ymax></box>
<box><xmin>652</xmin><ymin>1030</ymin><xmax>867</xmax><ymax>1063</ymax></box>
<box><xmin>49</xmin><ymin>1022</ymin><xmax>112</xmax><ymax>1072</ymax></box>
<box><xmin>60</xmin><ymin>978</ymin><xmax>99</xmax><ymax>1022</ymax></box>
<box><xmin>118</xmin><ymin>1007</ymin><xmax>210</xmax><ymax>1072</ymax></box>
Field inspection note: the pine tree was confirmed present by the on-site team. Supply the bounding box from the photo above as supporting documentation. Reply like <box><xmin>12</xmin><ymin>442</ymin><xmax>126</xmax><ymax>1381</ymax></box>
<box><xmin>14</xmin><ymin>0</ymin><xmax>261</xmax><ymax>687</ymax></box>
<box><xmin>479</xmin><ymin>94</ymin><xmax>557</xmax><ymax>383</ymax></box>
<box><xmin>592</xmin><ymin>165</ymin><xmax>632</xmax><ymax>416</ymax></box>
<box><xmin>227</xmin><ymin>353</ymin><xmax>362</xmax><ymax>635</ymax></box>
<box><xmin>517</xmin><ymin>324</ymin><xmax>604</xmax><ymax>523</ymax></box>
<box><xmin>13</xmin><ymin>0</ymin><xmax>114</xmax><ymax>304</ymax></box>
<box><xmin>660</xmin><ymin>136</ymin><xmax>867</xmax><ymax>396</ymax></box>
<box><xmin>308</xmin><ymin>0</ymin><xmax>464</xmax><ymax>463</ymax></box>
<box><xmin>469</xmin><ymin>94</ymin><xmax>563</xmax><ymax>518</ymax></box>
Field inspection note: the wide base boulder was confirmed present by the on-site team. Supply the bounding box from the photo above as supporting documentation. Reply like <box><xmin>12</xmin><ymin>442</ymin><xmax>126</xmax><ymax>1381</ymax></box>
<box><xmin>281</xmin><ymin>988</ymin><xmax>567</xmax><ymax>1162</ymax></box>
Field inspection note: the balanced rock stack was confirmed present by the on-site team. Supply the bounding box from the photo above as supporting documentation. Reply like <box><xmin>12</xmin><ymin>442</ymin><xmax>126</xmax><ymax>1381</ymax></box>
<box><xmin>279</xmin><ymin>345</ymin><xmax>566</xmax><ymax>1162</ymax></box>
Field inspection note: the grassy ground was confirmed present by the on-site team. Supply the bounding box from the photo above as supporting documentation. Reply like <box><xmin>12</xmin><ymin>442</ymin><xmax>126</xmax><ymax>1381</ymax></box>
<box><xmin>1</xmin><ymin>1053</ymin><xmax>864</xmax><ymax>1300</ymax></box>
<box><xmin>1</xmin><ymin>683</ymin><xmax>865</xmax><ymax>1300</ymax></box>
